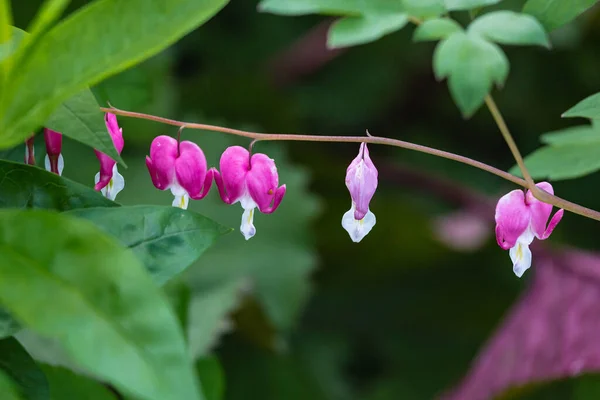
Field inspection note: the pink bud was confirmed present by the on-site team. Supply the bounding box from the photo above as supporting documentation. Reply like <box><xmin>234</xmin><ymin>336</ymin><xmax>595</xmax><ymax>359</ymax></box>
<box><xmin>342</xmin><ymin>143</ymin><xmax>378</xmax><ymax>242</ymax></box>
<box><xmin>495</xmin><ymin>182</ymin><xmax>564</xmax><ymax>277</ymax></box>
<box><xmin>94</xmin><ymin>113</ymin><xmax>124</xmax><ymax>192</ymax></box>
<box><xmin>213</xmin><ymin>146</ymin><xmax>286</xmax><ymax>239</ymax></box>
<box><xmin>25</xmin><ymin>135</ymin><xmax>35</xmax><ymax>166</ymax></box>
<box><xmin>43</xmin><ymin>128</ymin><xmax>63</xmax><ymax>175</ymax></box>
<box><xmin>146</xmin><ymin>135</ymin><xmax>212</xmax><ymax>209</ymax></box>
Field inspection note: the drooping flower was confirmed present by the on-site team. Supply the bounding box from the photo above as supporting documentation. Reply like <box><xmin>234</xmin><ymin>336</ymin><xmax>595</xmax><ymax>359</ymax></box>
<box><xmin>43</xmin><ymin>128</ymin><xmax>63</xmax><ymax>175</ymax></box>
<box><xmin>146</xmin><ymin>135</ymin><xmax>213</xmax><ymax>209</ymax></box>
<box><xmin>342</xmin><ymin>143</ymin><xmax>378</xmax><ymax>243</ymax></box>
<box><xmin>24</xmin><ymin>135</ymin><xmax>35</xmax><ymax>166</ymax></box>
<box><xmin>495</xmin><ymin>182</ymin><xmax>564</xmax><ymax>277</ymax></box>
<box><xmin>94</xmin><ymin>113</ymin><xmax>125</xmax><ymax>201</ymax></box>
<box><xmin>212</xmin><ymin>146</ymin><xmax>286</xmax><ymax>240</ymax></box>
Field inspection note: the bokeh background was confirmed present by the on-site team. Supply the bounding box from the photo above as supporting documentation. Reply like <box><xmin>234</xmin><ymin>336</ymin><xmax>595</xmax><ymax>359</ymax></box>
<box><xmin>11</xmin><ymin>0</ymin><xmax>600</xmax><ymax>399</ymax></box>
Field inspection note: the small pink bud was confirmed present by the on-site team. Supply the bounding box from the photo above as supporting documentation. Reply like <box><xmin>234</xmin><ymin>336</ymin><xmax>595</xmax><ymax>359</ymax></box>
<box><xmin>94</xmin><ymin>113</ymin><xmax>125</xmax><ymax>200</ymax></box>
<box><xmin>213</xmin><ymin>146</ymin><xmax>286</xmax><ymax>240</ymax></box>
<box><xmin>342</xmin><ymin>143</ymin><xmax>378</xmax><ymax>242</ymax></box>
<box><xmin>495</xmin><ymin>182</ymin><xmax>564</xmax><ymax>277</ymax></box>
<box><xmin>146</xmin><ymin>135</ymin><xmax>212</xmax><ymax>209</ymax></box>
<box><xmin>25</xmin><ymin>135</ymin><xmax>36</xmax><ymax>166</ymax></box>
<box><xmin>43</xmin><ymin>128</ymin><xmax>63</xmax><ymax>175</ymax></box>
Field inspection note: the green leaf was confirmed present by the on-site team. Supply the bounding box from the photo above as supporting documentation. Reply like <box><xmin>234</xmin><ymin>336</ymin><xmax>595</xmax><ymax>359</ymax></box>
<box><xmin>563</xmin><ymin>92</ymin><xmax>600</xmax><ymax>120</ymax></box>
<box><xmin>0</xmin><ymin>160</ymin><xmax>116</xmax><ymax>210</ymax></box>
<box><xmin>513</xmin><ymin>142</ymin><xmax>600</xmax><ymax>180</ymax></box>
<box><xmin>0</xmin><ymin>28</ymin><xmax>23</xmax><ymax>63</ymax></box>
<box><xmin>434</xmin><ymin>32</ymin><xmax>508</xmax><ymax>117</ymax></box>
<box><xmin>257</xmin><ymin>0</ymin><xmax>404</xmax><ymax>16</ymax></box>
<box><xmin>196</xmin><ymin>357</ymin><xmax>225</xmax><ymax>400</ymax></box>
<box><xmin>0</xmin><ymin>0</ymin><xmax>229</xmax><ymax>149</ymax></box>
<box><xmin>188</xmin><ymin>280</ymin><xmax>245</xmax><ymax>359</ymax></box>
<box><xmin>41</xmin><ymin>365</ymin><xmax>116</xmax><ymax>400</ymax></box>
<box><xmin>413</xmin><ymin>18</ymin><xmax>463</xmax><ymax>42</ymax></box>
<box><xmin>66</xmin><ymin>205</ymin><xmax>231</xmax><ymax>285</ymax></box>
<box><xmin>523</xmin><ymin>0</ymin><xmax>599</xmax><ymax>31</ymax></box>
<box><xmin>444</xmin><ymin>0</ymin><xmax>502</xmax><ymax>11</ymax></box>
<box><xmin>0</xmin><ymin>309</ymin><xmax>20</xmax><ymax>338</ymax></box>
<box><xmin>0</xmin><ymin>210</ymin><xmax>202</xmax><ymax>400</ymax></box>
<box><xmin>327</xmin><ymin>14</ymin><xmax>409</xmax><ymax>49</ymax></box>
<box><xmin>401</xmin><ymin>0</ymin><xmax>446</xmax><ymax>17</ymax></box>
<box><xmin>0</xmin><ymin>369</ymin><xmax>23</xmax><ymax>400</ymax></box>
<box><xmin>0</xmin><ymin>338</ymin><xmax>49</xmax><ymax>400</ymax></box>
<box><xmin>0</xmin><ymin>0</ymin><xmax>12</xmax><ymax>85</ymax></box>
<box><xmin>468</xmin><ymin>11</ymin><xmax>550</xmax><ymax>48</ymax></box>
<box><xmin>25</xmin><ymin>1</ymin><xmax>70</xmax><ymax>38</ymax></box>
<box><xmin>540</xmin><ymin>125</ymin><xmax>600</xmax><ymax>145</ymax></box>
<box><xmin>45</xmin><ymin>89</ymin><xmax>124</xmax><ymax>165</ymax></box>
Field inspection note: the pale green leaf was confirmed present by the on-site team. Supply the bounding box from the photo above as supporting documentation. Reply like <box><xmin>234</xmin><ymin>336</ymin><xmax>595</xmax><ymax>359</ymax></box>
<box><xmin>445</xmin><ymin>0</ymin><xmax>502</xmax><ymax>11</ymax></box>
<box><xmin>26</xmin><ymin>1</ymin><xmax>70</xmax><ymax>38</ymax></box>
<box><xmin>0</xmin><ymin>369</ymin><xmax>23</xmax><ymax>400</ymax></box>
<box><xmin>513</xmin><ymin>142</ymin><xmax>600</xmax><ymax>180</ymax></box>
<box><xmin>413</xmin><ymin>18</ymin><xmax>462</xmax><ymax>42</ymax></box>
<box><xmin>468</xmin><ymin>11</ymin><xmax>550</xmax><ymax>48</ymax></box>
<box><xmin>327</xmin><ymin>14</ymin><xmax>409</xmax><ymax>49</ymax></box>
<box><xmin>0</xmin><ymin>0</ymin><xmax>229</xmax><ymax>149</ymax></box>
<box><xmin>0</xmin><ymin>210</ymin><xmax>202</xmax><ymax>400</ymax></box>
<box><xmin>66</xmin><ymin>205</ymin><xmax>231</xmax><ymax>285</ymax></box>
<box><xmin>402</xmin><ymin>0</ymin><xmax>446</xmax><ymax>17</ymax></box>
<box><xmin>45</xmin><ymin>89</ymin><xmax>124</xmax><ymax>165</ymax></box>
<box><xmin>434</xmin><ymin>32</ymin><xmax>508</xmax><ymax>116</ymax></box>
<box><xmin>41</xmin><ymin>365</ymin><xmax>116</xmax><ymax>400</ymax></box>
<box><xmin>257</xmin><ymin>0</ymin><xmax>404</xmax><ymax>16</ymax></box>
<box><xmin>523</xmin><ymin>0</ymin><xmax>599</xmax><ymax>31</ymax></box>
<box><xmin>0</xmin><ymin>0</ymin><xmax>12</xmax><ymax>85</ymax></box>
<box><xmin>563</xmin><ymin>92</ymin><xmax>600</xmax><ymax>120</ymax></box>
<box><xmin>540</xmin><ymin>125</ymin><xmax>600</xmax><ymax>145</ymax></box>
<box><xmin>0</xmin><ymin>337</ymin><xmax>49</xmax><ymax>400</ymax></box>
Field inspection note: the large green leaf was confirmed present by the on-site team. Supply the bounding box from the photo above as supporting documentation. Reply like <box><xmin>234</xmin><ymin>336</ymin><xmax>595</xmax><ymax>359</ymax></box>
<box><xmin>444</xmin><ymin>0</ymin><xmax>502</xmax><ymax>11</ymax></box>
<box><xmin>433</xmin><ymin>32</ymin><xmax>508</xmax><ymax>117</ymax></box>
<box><xmin>0</xmin><ymin>0</ymin><xmax>12</xmax><ymax>90</ymax></box>
<box><xmin>41</xmin><ymin>365</ymin><xmax>116</xmax><ymax>400</ymax></box>
<box><xmin>468</xmin><ymin>11</ymin><xmax>550</xmax><ymax>48</ymax></box>
<box><xmin>0</xmin><ymin>0</ymin><xmax>229</xmax><ymax>149</ymax></box>
<box><xmin>0</xmin><ymin>160</ymin><xmax>115</xmax><ymax>210</ymax></box>
<box><xmin>540</xmin><ymin>125</ymin><xmax>600</xmax><ymax>145</ymax></box>
<box><xmin>563</xmin><ymin>92</ymin><xmax>600</xmax><ymax>120</ymax></box>
<box><xmin>327</xmin><ymin>14</ymin><xmax>408</xmax><ymax>49</ymax></box>
<box><xmin>257</xmin><ymin>0</ymin><xmax>404</xmax><ymax>15</ymax></box>
<box><xmin>196</xmin><ymin>357</ymin><xmax>225</xmax><ymax>400</ymax></box>
<box><xmin>402</xmin><ymin>0</ymin><xmax>446</xmax><ymax>17</ymax></box>
<box><xmin>0</xmin><ymin>210</ymin><xmax>202</xmax><ymax>400</ymax></box>
<box><xmin>66</xmin><ymin>205</ymin><xmax>231</xmax><ymax>285</ymax></box>
<box><xmin>0</xmin><ymin>338</ymin><xmax>48</xmax><ymax>400</ymax></box>
<box><xmin>0</xmin><ymin>309</ymin><xmax>20</xmax><ymax>338</ymax></box>
<box><xmin>45</xmin><ymin>89</ymin><xmax>124</xmax><ymax>165</ymax></box>
<box><xmin>523</xmin><ymin>0</ymin><xmax>599</xmax><ymax>31</ymax></box>
<box><xmin>413</xmin><ymin>18</ymin><xmax>463</xmax><ymax>42</ymax></box>
<box><xmin>0</xmin><ymin>369</ymin><xmax>23</xmax><ymax>400</ymax></box>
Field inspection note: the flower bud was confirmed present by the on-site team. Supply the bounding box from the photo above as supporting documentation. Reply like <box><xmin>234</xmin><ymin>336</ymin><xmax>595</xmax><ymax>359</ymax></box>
<box><xmin>43</xmin><ymin>128</ymin><xmax>64</xmax><ymax>175</ymax></box>
<box><xmin>94</xmin><ymin>113</ymin><xmax>125</xmax><ymax>200</ymax></box>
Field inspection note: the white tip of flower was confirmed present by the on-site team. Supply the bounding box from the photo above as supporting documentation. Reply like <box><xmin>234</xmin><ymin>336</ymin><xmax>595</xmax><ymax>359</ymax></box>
<box><xmin>240</xmin><ymin>207</ymin><xmax>256</xmax><ymax>240</ymax></box>
<box><xmin>44</xmin><ymin>154</ymin><xmax>50</xmax><ymax>172</ymax></box>
<box><xmin>342</xmin><ymin>206</ymin><xmax>376</xmax><ymax>243</ymax></box>
<box><xmin>57</xmin><ymin>154</ymin><xmax>64</xmax><ymax>176</ymax></box>
<box><xmin>509</xmin><ymin>242</ymin><xmax>532</xmax><ymax>278</ymax></box>
<box><xmin>95</xmin><ymin>164</ymin><xmax>125</xmax><ymax>201</ymax></box>
<box><xmin>170</xmin><ymin>183</ymin><xmax>189</xmax><ymax>210</ymax></box>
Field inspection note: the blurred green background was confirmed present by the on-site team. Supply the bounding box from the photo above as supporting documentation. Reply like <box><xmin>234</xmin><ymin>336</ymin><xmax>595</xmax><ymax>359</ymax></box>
<box><xmin>11</xmin><ymin>0</ymin><xmax>600</xmax><ymax>399</ymax></box>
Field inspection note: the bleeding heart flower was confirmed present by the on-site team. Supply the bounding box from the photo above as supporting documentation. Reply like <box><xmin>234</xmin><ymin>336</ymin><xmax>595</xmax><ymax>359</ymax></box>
<box><xmin>94</xmin><ymin>113</ymin><xmax>125</xmax><ymax>201</ymax></box>
<box><xmin>146</xmin><ymin>135</ymin><xmax>213</xmax><ymax>209</ymax></box>
<box><xmin>495</xmin><ymin>182</ymin><xmax>564</xmax><ymax>277</ymax></box>
<box><xmin>342</xmin><ymin>143</ymin><xmax>378</xmax><ymax>242</ymax></box>
<box><xmin>43</xmin><ymin>128</ymin><xmax>64</xmax><ymax>175</ymax></box>
<box><xmin>24</xmin><ymin>135</ymin><xmax>35</xmax><ymax>166</ymax></box>
<box><xmin>212</xmin><ymin>146</ymin><xmax>286</xmax><ymax>240</ymax></box>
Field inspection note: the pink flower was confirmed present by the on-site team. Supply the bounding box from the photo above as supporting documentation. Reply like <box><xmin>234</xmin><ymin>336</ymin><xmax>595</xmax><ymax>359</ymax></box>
<box><xmin>146</xmin><ymin>135</ymin><xmax>213</xmax><ymax>209</ymax></box>
<box><xmin>94</xmin><ymin>113</ymin><xmax>125</xmax><ymax>200</ymax></box>
<box><xmin>212</xmin><ymin>146</ymin><xmax>286</xmax><ymax>240</ymax></box>
<box><xmin>24</xmin><ymin>135</ymin><xmax>35</xmax><ymax>166</ymax></box>
<box><xmin>43</xmin><ymin>128</ymin><xmax>63</xmax><ymax>175</ymax></box>
<box><xmin>342</xmin><ymin>143</ymin><xmax>378</xmax><ymax>242</ymax></box>
<box><xmin>495</xmin><ymin>182</ymin><xmax>564</xmax><ymax>277</ymax></box>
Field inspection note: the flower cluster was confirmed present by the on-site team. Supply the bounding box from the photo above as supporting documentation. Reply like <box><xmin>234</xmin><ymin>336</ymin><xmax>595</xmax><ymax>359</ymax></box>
<box><xmin>24</xmin><ymin>113</ymin><xmax>125</xmax><ymax>200</ymax></box>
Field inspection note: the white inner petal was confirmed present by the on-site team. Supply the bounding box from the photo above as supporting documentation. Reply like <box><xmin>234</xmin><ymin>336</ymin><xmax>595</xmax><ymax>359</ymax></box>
<box><xmin>240</xmin><ymin>194</ymin><xmax>258</xmax><ymax>240</ymax></box>
<box><xmin>57</xmin><ymin>154</ymin><xmax>64</xmax><ymax>176</ymax></box>
<box><xmin>44</xmin><ymin>154</ymin><xmax>51</xmax><ymax>172</ymax></box>
<box><xmin>509</xmin><ymin>241</ymin><xmax>532</xmax><ymax>278</ymax></box>
<box><xmin>170</xmin><ymin>182</ymin><xmax>189</xmax><ymax>209</ymax></box>
<box><xmin>342</xmin><ymin>203</ymin><xmax>376</xmax><ymax>243</ymax></box>
<box><xmin>95</xmin><ymin>164</ymin><xmax>125</xmax><ymax>201</ymax></box>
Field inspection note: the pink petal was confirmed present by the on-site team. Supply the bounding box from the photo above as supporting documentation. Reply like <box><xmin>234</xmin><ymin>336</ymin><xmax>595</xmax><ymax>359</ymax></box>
<box><xmin>345</xmin><ymin>143</ymin><xmax>378</xmax><ymax>220</ymax></box>
<box><xmin>146</xmin><ymin>135</ymin><xmax>178</xmax><ymax>191</ymax></box>
<box><xmin>94</xmin><ymin>150</ymin><xmax>116</xmax><ymax>191</ymax></box>
<box><xmin>43</xmin><ymin>128</ymin><xmax>62</xmax><ymax>156</ymax></box>
<box><xmin>105</xmin><ymin>113</ymin><xmax>124</xmax><ymax>154</ymax></box>
<box><xmin>494</xmin><ymin>189</ymin><xmax>531</xmax><ymax>250</ymax></box>
<box><xmin>526</xmin><ymin>182</ymin><xmax>556</xmax><ymax>239</ymax></box>
<box><xmin>246</xmin><ymin>153</ymin><xmax>283</xmax><ymax>213</ymax></box>
<box><xmin>174</xmin><ymin>141</ymin><xmax>209</xmax><ymax>199</ymax></box>
<box><xmin>218</xmin><ymin>146</ymin><xmax>250</xmax><ymax>204</ymax></box>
